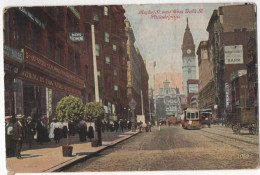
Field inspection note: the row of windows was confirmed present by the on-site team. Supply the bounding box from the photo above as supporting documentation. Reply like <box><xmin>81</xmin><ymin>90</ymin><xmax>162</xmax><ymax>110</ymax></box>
<box><xmin>95</xmin><ymin>43</ymin><xmax>117</xmax><ymax>56</ymax></box>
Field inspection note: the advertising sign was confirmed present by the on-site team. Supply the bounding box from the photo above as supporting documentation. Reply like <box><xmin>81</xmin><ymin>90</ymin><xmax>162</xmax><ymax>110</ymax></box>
<box><xmin>224</xmin><ymin>45</ymin><xmax>243</xmax><ymax>64</ymax></box>
<box><xmin>230</xmin><ymin>70</ymin><xmax>247</xmax><ymax>81</ymax></box>
<box><xmin>137</xmin><ymin>115</ymin><xmax>145</xmax><ymax>123</ymax></box>
<box><xmin>4</xmin><ymin>45</ymin><xmax>24</xmax><ymax>63</ymax></box>
<box><xmin>69</xmin><ymin>33</ymin><xmax>84</xmax><ymax>42</ymax></box>
<box><xmin>189</xmin><ymin>84</ymin><xmax>198</xmax><ymax>93</ymax></box>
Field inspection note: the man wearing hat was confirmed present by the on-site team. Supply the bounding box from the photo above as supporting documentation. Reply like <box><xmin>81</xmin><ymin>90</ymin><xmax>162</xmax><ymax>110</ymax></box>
<box><xmin>13</xmin><ymin>114</ymin><xmax>24</xmax><ymax>159</ymax></box>
<box><xmin>5</xmin><ymin>116</ymin><xmax>14</xmax><ymax>157</ymax></box>
<box><xmin>25</xmin><ymin>116</ymin><xmax>35</xmax><ymax>149</ymax></box>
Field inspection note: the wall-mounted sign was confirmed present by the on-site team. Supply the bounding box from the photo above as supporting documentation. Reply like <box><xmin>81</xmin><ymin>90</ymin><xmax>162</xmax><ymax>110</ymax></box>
<box><xmin>4</xmin><ymin>63</ymin><xmax>19</xmax><ymax>74</ymax></box>
<box><xmin>19</xmin><ymin>69</ymin><xmax>82</xmax><ymax>96</ymax></box>
<box><xmin>230</xmin><ymin>70</ymin><xmax>247</xmax><ymax>81</ymax></box>
<box><xmin>189</xmin><ymin>84</ymin><xmax>198</xmax><ymax>93</ymax></box>
<box><xmin>24</xmin><ymin>47</ymin><xmax>84</xmax><ymax>88</ymax></box>
<box><xmin>18</xmin><ymin>7</ymin><xmax>45</xmax><ymax>29</ymax></box>
<box><xmin>224</xmin><ymin>45</ymin><xmax>243</xmax><ymax>64</ymax></box>
<box><xmin>4</xmin><ymin>45</ymin><xmax>23</xmax><ymax>63</ymax></box>
<box><xmin>69</xmin><ymin>33</ymin><xmax>84</xmax><ymax>42</ymax></box>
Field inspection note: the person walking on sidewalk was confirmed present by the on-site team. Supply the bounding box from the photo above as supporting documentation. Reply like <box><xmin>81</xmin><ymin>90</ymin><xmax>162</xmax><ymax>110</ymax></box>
<box><xmin>36</xmin><ymin>117</ymin><xmax>45</xmax><ymax>145</ymax></box>
<box><xmin>25</xmin><ymin>116</ymin><xmax>35</xmax><ymax>149</ymax></box>
<box><xmin>5</xmin><ymin>116</ymin><xmax>15</xmax><ymax>157</ymax></box>
<box><xmin>13</xmin><ymin>114</ymin><xmax>24</xmax><ymax>159</ymax></box>
<box><xmin>114</xmin><ymin>120</ymin><xmax>119</xmax><ymax>132</ymax></box>
<box><xmin>120</xmin><ymin>119</ymin><xmax>124</xmax><ymax>132</ymax></box>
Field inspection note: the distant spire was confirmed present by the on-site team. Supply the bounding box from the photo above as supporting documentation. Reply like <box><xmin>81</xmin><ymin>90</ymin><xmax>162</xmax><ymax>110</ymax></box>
<box><xmin>186</xmin><ymin>17</ymin><xmax>190</xmax><ymax>30</ymax></box>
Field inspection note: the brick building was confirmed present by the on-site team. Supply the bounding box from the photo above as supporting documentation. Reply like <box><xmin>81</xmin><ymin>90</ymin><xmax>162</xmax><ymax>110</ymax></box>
<box><xmin>197</xmin><ymin>4</ymin><xmax>256</xmax><ymax>121</ymax></box>
<box><xmin>4</xmin><ymin>5</ymin><xmax>132</xmax><ymax>121</ymax></box>
<box><xmin>186</xmin><ymin>79</ymin><xmax>199</xmax><ymax>108</ymax></box>
<box><xmin>125</xmin><ymin>18</ymin><xmax>149</xmax><ymax>120</ymax></box>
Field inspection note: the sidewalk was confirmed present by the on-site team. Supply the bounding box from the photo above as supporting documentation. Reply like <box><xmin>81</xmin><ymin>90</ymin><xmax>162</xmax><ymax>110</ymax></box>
<box><xmin>6</xmin><ymin>130</ymin><xmax>139</xmax><ymax>175</ymax></box>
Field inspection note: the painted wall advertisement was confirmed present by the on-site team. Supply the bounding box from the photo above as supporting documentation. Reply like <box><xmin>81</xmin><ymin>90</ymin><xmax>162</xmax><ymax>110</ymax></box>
<box><xmin>224</xmin><ymin>45</ymin><xmax>243</xmax><ymax>64</ymax></box>
<box><xmin>189</xmin><ymin>84</ymin><xmax>198</xmax><ymax>93</ymax></box>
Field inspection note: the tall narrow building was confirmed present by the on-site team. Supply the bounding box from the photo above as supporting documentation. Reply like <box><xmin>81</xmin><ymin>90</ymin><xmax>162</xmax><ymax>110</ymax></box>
<box><xmin>181</xmin><ymin>18</ymin><xmax>196</xmax><ymax>95</ymax></box>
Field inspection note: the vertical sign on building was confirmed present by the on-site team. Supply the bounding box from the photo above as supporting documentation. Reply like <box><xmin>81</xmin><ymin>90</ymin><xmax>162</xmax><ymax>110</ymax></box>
<box><xmin>48</xmin><ymin>89</ymin><xmax>52</xmax><ymax>116</ymax></box>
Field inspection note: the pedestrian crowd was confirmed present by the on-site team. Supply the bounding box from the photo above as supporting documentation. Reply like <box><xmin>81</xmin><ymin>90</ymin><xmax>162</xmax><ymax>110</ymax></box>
<box><xmin>5</xmin><ymin>114</ymin><xmax>97</xmax><ymax>159</ymax></box>
<box><xmin>102</xmin><ymin>119</ymin><xmax>132</xmax><ymax>132</ymax></box>
<box><xmin>5</xmin><ymin>114</ymin><xmax>136</xmax><ymax>159</ymax></box>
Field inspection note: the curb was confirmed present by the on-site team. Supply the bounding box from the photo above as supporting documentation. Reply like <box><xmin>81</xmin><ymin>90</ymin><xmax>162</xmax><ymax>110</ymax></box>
<box><xmin>43</xmin><ymin>131</ymin><xmax>140</xmax><ymax>172</ymax></box>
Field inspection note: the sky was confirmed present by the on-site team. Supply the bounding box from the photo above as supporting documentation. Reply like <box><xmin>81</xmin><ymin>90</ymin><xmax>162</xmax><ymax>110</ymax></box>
<box><xmin>123</xmin><ymin>3</ymin><xmax>226</xmax><ymax>76</ymax></box>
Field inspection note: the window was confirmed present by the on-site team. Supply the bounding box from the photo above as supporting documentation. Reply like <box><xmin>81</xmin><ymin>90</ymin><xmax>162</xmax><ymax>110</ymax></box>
<box><xmin>113</xmin><ymin>66</ymin><xmax>118</xmax><ymax>76</ymax></box>
<box><xmin>188</xmin><ymin>68</ymin><xmax>191</xmax><ymax>74</ymax></box>
<box><xmin>105</xmin><ymin>32</ymin><xmax>109</xmax><ymax>42</ymax></box>
<box><xmin>84</xmin><ymin>65</ymin><xmax>88</xmax><ymax>82</ymax></box>
<box><xmin>104</xmin><ymin>6</ymin><xmax>108</xmax><ymax>16</ymax></box>
<box><xmin>66</xmin><ymin>13</ymin><xmax>72</xmax><ymax>32</ymax></box>
<box><xmin>56</xmin><ymin>42</ymin><xmax>63</xmax><ymax>64</ymax></box>
<box><xmin>74</xmin><ymin>18</ymin><xmax>79</xmax><ymax>32</ymax></box>
<box><xmin>113</xmin><ymin>44</ymin><xmax>117</xmax><ymax>52</ymax></box>
<box><xmin>93</xmin><ymin>13</ymin><xmax>99</xmax><ymax>21</ymax></box>
<box><xmin>114</xmin><ymin>85</ymin><xmax>119</xmax><ymax>97</ymax></box>
<box><xmin>191</xmin><ymin>113</ymin><xmax>195</xmax><ymax>119</ymax></box>
<box><xmin>75</xmin><ymin>54</ymin><xmax>80</xmax><ymax>74</ymax></box>
<box><xmin>67</xmin><ymin>51</ymin><xmax>73</xmax><ymax>71</ymax></box>
<box><xmin>4</xmin><ymin>12</ymin><xmax>10</xmax><ymax>45</ymax></box>
<box><xmin>46</xmin><ymin>37</ymin><xmax>53</xmax><ymax>59</ymax></box>
<box><xmin>97</xmin><ymin>70</ymin><xmax>101</xmax><ymax>86</ymax></box>
<box><xmin>105</xmin><ymin>56</ymin><xmax>110</xmax><ymax>64</ymax></box>
<box><xmin>187</xmin><ymin>112</ymin><xmax>190</xmax><ymax>119</ymax></box>
<box><xmin>30</xmin><ymin>26</ymin><xmax>37</xmax><ymax>50</ymax></box>
<box><xmin>84</xmin><ymin>36</ymin><xmax>88</xmax><ymax>52</ymax></box>
<box><xmin>56</xmin><ymin>7</ymin><xmax>64</xmax><ymax>25</ymax></box>
<box><xmin>95</xmin><ymin>44</ymin><xmax>100</xmax><ymax>56</ymax></box>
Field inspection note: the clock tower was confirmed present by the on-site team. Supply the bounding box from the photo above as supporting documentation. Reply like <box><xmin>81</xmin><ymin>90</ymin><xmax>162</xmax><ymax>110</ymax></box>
<box><xmin>181</xmin><ymin>18</ymin><xmax>196</xmax><ymax>95</ymax></box>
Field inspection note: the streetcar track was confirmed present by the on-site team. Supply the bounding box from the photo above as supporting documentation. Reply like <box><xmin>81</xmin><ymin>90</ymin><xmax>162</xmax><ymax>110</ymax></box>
<box><xmin>200</xmin><ymin>133</ymin><xmax>258</xmax><ymax>158</ymax></box>
<box><xmin>201</xmin><ymin>129</ymin><xmax>258</xmax><ymax>146</ymax></box>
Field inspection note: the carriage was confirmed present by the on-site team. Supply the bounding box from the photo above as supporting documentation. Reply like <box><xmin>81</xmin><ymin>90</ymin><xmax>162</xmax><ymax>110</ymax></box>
<box><xmin>229</xmin><ymin>107</ymin><xmax>258</xmax><ymax>135</ymax></box>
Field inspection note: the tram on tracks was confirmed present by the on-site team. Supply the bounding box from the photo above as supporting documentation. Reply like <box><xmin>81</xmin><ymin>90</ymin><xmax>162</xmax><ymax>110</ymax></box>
<box><xmin>181</xmin><ymin>108</ymin><xmax>201</xmax><ymax>129</ymax></box>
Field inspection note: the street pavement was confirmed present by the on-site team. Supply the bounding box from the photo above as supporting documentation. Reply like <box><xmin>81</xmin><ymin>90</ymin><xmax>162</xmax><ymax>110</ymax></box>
<box><xmin>64</xmin><ymin>124</ymin><xmax>259</xmax><ymax>172</ymax></box>
<box><xmin>6</xmin><ymin>129</ymin><xmax>139</xmax><ymax>175</ymax></box>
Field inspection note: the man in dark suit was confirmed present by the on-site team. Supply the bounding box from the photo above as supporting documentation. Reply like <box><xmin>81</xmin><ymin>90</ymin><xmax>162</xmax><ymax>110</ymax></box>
<box><xmin>36</xmin><ymin>117</ymin><xmax>45</xmax><ymax>145</ymax></box>
<box><xmin>13</xmin><ymin>114</ymin><xmax>24</xmax><ymax>159</ymax></box>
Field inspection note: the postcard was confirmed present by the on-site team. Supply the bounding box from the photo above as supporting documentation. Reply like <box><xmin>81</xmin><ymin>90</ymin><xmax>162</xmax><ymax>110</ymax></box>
<box><xmin>1</xmin><ymin>1</ymin><xmax>259</xmax><ymax>175</ymax></box>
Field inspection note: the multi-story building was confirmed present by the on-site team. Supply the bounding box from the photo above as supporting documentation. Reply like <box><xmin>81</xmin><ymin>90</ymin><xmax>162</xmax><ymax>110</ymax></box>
<box><xmin>125</xmin><ymin>18</ymin><xmax>149</xmax><ymax>118</ymax></box>
<box><xmin>247</xmin><ymin>36</ymin><xmax>258</xmax><ymax>124</ymax></box>
<box><xmin>197</xmin><ymin>4</ymin><xmax>256</xmax><ymax>120</ymax></box>
<box><xmin>197</xmin><ymin>40</ymin><xmax>216</xmax><ymax>114</ymax></box>
<box><xmin>181</xmin><ymin>18</ymin><xmax>197</xmax><ymax>96</ymax></box>
<box><xmin>155</xmin><ymin>80</ymin><xmax>181</xmax><ymax>118</ymax></box>
<box><xmin>4</xmin><ymin>5</ymin><xmax>131</xmax><ymax>121</ymax></box>
<box><xmin>187</xmin><ymin>79</ymin><xmax>199</xmax><ymax>108</ymax></box>
<box><xmin>84</xmin><ymin>6</ymin><xmax>129</xmax><ymax>119</ymax></box>
<box><xmin>140</xmin><ymin>58</ymin><xmax>149</xmax><ymax>118</ymax></box>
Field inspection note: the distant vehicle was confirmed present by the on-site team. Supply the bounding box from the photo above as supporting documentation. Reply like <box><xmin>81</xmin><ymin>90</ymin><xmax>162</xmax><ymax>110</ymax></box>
<box><xmin>200</xmin><ymin>111</ymin><xmax>213</xmax><ymax>128</ymax></box>
<box><xmin>181</xmin><ymin>108</ymin><xmax>201</xmax><ymax>129</ymax></box>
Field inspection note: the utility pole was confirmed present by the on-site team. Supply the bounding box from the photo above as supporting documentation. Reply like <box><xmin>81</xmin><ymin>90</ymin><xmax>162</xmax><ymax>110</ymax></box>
<box><xmin>91</xmin><ymin>24</ymin><xmax>99</xmax><ymax>102</ymax></box>
<box><xmin>154</xmin><ymin>61</ymin><xmax>160</xmax><ymax>131</ymax></box>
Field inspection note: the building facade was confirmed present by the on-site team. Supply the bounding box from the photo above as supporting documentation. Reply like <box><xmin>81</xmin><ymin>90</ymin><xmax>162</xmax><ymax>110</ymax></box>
<box><xmin>125</xmin><ymin>18</ymin><xmax>149</xmax><ymax>119</ymax></box>
<box><xmin>187</xmin><ymin>79</ymin><xmax>199</xmax><ymax>108</ymax></box>
<box><xmin>181</xmin><ymin>18</ymin><xmax>197</xmax><ymax>95</ymax></box>
<box><xmin>197</xmin><ymin>4</ymin><xmax>256</xmax><ymax>121</ymax></box>
<box><xmin>155</xmin><ymin>80</ymin><xmax>181</xmax><ymax>118</ymax></box>
<box><xmin>4</xmin><ymin>5</ymin><xmax>135</xmax><ymax>121</ymax></box>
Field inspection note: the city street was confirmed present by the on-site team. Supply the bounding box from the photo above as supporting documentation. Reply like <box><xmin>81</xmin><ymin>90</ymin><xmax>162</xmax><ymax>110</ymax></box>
<box><xmin>64</xmin><ymin>125</ymin><xmax>259</xmax><ymax>172</ymax></box>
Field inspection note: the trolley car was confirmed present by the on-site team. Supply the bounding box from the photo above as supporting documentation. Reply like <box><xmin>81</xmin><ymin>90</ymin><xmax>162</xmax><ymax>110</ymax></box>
<box><xmin>181</xmin><ymin>108</ymin><xmax>201</xmax><ymax>129</ymax></box>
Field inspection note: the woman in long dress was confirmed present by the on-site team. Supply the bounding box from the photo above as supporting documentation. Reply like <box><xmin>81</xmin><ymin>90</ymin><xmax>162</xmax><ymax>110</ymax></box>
<box><xmin>49</xmin><ymin>118</ymin><xmax>56</xmax><ymax>140</ymax></box>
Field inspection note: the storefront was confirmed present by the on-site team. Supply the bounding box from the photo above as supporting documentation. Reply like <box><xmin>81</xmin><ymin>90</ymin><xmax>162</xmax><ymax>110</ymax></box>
<box><xmin>5</xmin><ymin>45</ymin><xmax>85</xmax><ymax>121</ymax></box>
